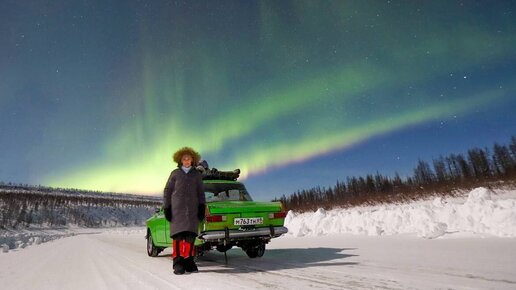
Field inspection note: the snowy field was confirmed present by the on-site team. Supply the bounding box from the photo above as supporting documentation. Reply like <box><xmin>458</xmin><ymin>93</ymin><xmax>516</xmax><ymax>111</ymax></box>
<box><xmin>1</xmin><ymin>187</ymin><xmax>515</xmax><ymax>290</ymax></box>
<box><xmin>286</xmin><ymin>187</ymin><xmax>516</xmax><ymax>239</ymax></box>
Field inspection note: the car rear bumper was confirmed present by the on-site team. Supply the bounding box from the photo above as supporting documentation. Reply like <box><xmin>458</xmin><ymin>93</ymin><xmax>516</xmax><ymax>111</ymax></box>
<box><xmin>198</xmin><ymin>226</ymin><xmax>288</xmax><ymax>241</ymax></box>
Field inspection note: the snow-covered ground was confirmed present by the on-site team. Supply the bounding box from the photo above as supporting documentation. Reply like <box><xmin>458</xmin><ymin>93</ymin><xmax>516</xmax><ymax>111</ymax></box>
<box><xmin>286</xmin><ymin>187</ymin><xmax>516</xmax><ymax>239</ymax></box>
<box><xmin>1</xmin><ymin>187</ymin><xmax>515</xmax><ymax>289</ymax></box>
<box><xmin>1</xmin><ymin>227</ymin><xmax>515</xmax><ymax>290</ymax></box>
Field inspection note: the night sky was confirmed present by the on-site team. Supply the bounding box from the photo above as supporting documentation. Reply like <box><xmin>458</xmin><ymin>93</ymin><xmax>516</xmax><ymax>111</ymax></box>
<box><xmin>1</xmin><ymin>1</ymin><xmax>515</xmax><ymax>200</ymax></box>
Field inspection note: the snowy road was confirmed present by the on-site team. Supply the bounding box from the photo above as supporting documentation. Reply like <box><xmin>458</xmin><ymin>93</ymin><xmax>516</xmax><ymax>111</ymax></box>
<box><xmin>1</xmin><ymin>228</ymin><xmax>515</xmax><ymax>290</ymax></box>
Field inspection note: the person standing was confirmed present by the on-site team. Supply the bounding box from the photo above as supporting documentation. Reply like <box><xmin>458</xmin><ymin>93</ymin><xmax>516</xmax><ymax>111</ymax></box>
<box><xmin>163</xmin><ymin>146</ymin><xmax>206</xmax><ymax>275</ymax></box>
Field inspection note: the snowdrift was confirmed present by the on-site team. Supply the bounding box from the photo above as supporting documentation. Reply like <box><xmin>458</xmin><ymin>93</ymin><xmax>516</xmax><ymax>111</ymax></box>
<box><xmin>285</xmin><ymin>187</ymin><xmax>516</xmax><ymax>239</ymax></box>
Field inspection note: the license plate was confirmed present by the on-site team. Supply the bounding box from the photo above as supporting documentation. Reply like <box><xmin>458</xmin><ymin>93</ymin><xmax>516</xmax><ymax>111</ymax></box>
<box><xmin>234</xmin><ymin>217</ymin><xmax>263</xmax><ymax>226</ymax></box>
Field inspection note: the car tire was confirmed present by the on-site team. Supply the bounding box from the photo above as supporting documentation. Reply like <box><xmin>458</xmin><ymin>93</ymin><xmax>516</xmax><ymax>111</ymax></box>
<box><xmin>245</xmin><ymin>244</ymin><xmax>265</xmax><ymax>258</ymax></box>
<box><xmin>146</xmin><ymin>231</ymin><xmax>160</xmax><ymax>257</ymax></box>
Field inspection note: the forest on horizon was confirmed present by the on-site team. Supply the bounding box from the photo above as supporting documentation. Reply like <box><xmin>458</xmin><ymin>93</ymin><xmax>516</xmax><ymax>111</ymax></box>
<box><xmin>277</xmin><ymin>136</ymin><xmax>516</xmax><ymax>212</ymax></box>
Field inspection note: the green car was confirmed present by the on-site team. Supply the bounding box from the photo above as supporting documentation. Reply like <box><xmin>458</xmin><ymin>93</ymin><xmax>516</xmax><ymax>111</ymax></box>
<box><xmin>146</xmin><ymin>178</ymin><xmax>288</xmax><ymax>259</ymax></box>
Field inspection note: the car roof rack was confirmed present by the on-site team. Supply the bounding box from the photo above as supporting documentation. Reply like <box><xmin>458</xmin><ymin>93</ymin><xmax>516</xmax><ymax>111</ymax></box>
<box><xmin>202</xmin><ymin>168</ymin><xmax>240</xmax><ymax>180</ymax></box>
<box><xmin>195</xmin><ymin>160</ymin><xmax>241</xmax><ymax>181</ymax></box>
<box><xmin>199</xmin><ymin>168</ymin><xmax>241</xmax><ymax>181</ymax></box>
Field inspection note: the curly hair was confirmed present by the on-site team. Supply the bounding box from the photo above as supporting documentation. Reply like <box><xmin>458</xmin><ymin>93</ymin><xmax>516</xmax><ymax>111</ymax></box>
<box><xmin>172</xmin><ymin>146</ymin><xmax>201</xmax><ymax>167</ymax></box>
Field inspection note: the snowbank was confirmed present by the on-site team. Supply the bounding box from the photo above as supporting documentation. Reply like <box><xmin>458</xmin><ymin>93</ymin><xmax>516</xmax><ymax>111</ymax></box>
<box><xmin>0</xmin><ymin>228</ymin><xmax>87</xmax><ymax>252</ymax></box>
<box><xmin>284</xmin><ymin>187</ymin><xmax>516</xmax><ymax>239</ymax></box>
<box><xmin>0</xmin><ymin>227</ymin><xmax>143</xmax><ymax>253</ymax></box>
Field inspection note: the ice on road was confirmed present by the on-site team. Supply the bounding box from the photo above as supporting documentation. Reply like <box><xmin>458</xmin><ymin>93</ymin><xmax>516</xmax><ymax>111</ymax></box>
<box><xmin>1</xmin><ymin>228</ymin><xmax>515</xmax><ymax>290</ymax></box>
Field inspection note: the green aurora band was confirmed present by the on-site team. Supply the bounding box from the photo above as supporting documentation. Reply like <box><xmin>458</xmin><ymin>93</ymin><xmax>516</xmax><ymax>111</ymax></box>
<box><xmin>43</xmin><ymin>2</ymin><xmax>516</xmax><ymax>194</ymax></box>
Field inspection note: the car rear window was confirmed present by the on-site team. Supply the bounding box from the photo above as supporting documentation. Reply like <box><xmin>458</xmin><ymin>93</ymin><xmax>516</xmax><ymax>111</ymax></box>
<box><xmin>203</xmin><ymin>183</ymin><xmax>253</xmax><ymax>202</ymax></box>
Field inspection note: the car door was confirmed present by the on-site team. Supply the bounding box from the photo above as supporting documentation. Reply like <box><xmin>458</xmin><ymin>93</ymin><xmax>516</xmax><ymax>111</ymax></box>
<box><xmin>165</xmin><ymin>223</ymin><xmax>172</xmax><ymax>244</ymax></box>
<box><xmin>154</xmin><ymin>208</ymin><xmax>168</xmax><ymax>245</ymax></box>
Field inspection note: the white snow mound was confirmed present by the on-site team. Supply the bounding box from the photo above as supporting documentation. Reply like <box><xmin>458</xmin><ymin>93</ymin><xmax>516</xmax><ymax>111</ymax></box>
<box><xmin>284</xmin><ymin>187</ymin><xmax>516</xmax><ymax>239</ymax></box>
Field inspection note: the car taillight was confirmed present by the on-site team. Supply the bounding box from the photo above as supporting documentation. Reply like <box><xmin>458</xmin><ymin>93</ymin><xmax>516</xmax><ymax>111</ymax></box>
<box><xmin>204</xmin><ymin>206</ymin><xmax>226</xmax><ymax>222</ymax></box>
<box><xmin>268</xmin><ymin>212</ymin><xmax>287</xmax><ymax>219</ymax></box>
<box><xmin>206</xmin><ymin>215</ymin><xmax>227</xmax><ymax>222</ymax></box>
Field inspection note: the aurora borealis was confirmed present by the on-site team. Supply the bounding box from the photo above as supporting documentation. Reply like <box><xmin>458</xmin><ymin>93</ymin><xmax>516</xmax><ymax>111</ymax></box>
<box><xmin>1</xmin><ymin>1</ymin><xmax>515</xmax><ymax>199</ymax></box>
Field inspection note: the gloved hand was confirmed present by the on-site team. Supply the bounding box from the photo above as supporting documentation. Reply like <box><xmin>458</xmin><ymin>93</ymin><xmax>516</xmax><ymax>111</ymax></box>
<box><xmin>164</xmin><ymin>206</ymin><xmax>172</xmax><ymax>222</ymax></box>
<box><xmin>197</xmin><ymin>204</ymin><xmax>206</xmax><ymax>221</ymax></box>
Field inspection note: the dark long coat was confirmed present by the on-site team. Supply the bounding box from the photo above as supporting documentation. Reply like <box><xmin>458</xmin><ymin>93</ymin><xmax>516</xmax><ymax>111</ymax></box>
<box><xmin>163</xmin><ymin>167</ymin><xmax>206</xmax><ymax>237</ymax></box>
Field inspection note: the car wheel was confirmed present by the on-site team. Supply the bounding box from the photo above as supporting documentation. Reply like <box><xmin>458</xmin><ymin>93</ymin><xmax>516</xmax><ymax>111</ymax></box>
<box><xmin>245</xmin><ymin>244</ymin><xmax>265</xmax><ymax>258</ymax></box>
<box><xmin>146</xmin><ymin>231</ymin><xmax>160</xmax><ymax>257</ymax></box>
<box><xmin>255</xmin><ymin>244</ymin><xmax>265</xmax><ymax>257</ymax></box>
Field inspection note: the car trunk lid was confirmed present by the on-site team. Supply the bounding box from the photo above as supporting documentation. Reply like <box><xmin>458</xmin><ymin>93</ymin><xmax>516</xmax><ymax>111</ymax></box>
<box><xmin>207</xmin><ymin>201</ymin><xmax>281</xmax><ymax>214</ymax></box>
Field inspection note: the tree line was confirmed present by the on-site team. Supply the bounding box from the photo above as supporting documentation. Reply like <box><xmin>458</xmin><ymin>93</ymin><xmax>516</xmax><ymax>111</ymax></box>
<box><xmin>276</xmin><ymin>136</ymin><xmax>516</xmax><ymax>212</ymax></box>
<box><xmin>0</xmin><ymin>186</ymin><xmax>161</xmax><ymax>229</ymax></box>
